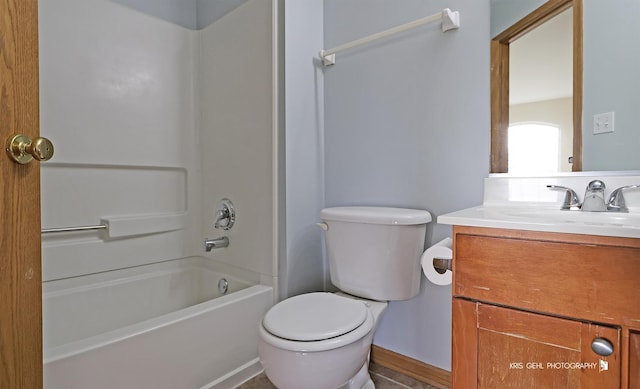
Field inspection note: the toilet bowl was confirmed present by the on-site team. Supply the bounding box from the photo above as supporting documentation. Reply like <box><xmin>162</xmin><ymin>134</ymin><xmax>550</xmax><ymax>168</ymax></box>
<box><xmin>258</xmin><ymin>207</ymin><xmax>431</xmax><ymax>389</ymax></box>
<box><xmin>258</xmin><ymin>293</ymin><xmax>387</xmax><ymax>389</ymax></box>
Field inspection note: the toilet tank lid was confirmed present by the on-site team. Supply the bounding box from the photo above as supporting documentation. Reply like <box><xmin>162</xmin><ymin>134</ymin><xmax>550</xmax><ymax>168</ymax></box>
<box><xmin>320</xmin><ymin>207</ymin><xmax>432</xmax><ymax>225</ymax></box>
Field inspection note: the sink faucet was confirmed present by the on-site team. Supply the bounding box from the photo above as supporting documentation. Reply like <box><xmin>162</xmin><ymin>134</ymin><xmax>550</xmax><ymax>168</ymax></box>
<box><xmin>548</xmin><ymin>180</ymin><xmax>640</xmax><ymax>212</ymax></box>
<box><xmin>581</xmin><ymin>180</ymin><xmax>607</xmax><ymax>212</ymax></box>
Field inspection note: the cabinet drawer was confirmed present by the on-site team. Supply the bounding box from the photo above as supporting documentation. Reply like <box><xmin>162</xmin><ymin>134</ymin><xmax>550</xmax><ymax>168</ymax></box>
<box><xmin>453</xmin><ymin>229</ymin><xmax>640</xmax><ymax>326</ymax></box>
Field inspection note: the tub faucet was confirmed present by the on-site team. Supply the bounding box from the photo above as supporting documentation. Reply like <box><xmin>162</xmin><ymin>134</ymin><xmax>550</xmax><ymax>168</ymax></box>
<box><xmin>581</xmin><ymin>180</ymin><xmax>607</xmax><ymax>212</ymax></box>
<box><xmin>204</xmin><ymin>236</ymin><xmax>229</xmax><ymax>252</ymax></box>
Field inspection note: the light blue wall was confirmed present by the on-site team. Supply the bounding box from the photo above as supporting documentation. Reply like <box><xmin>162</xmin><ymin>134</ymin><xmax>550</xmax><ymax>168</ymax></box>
<box><xmin>582</xmin><ymin>0</ymin><xmax>640</xmax><ymax>171</ymax></box>
<box><xmin>323</xmin><ymin>0</ymin><xmax>490</xmax><ymax>370</ymax></box>
<box><xmin>490</xmin><ymin>0</ymin><xmax>546</xmax><ymax>37</ymax></box>
<box><xmin>282</xmin><ymin>0</ymin><xmax>327</xmax><ymax>299</ymax></box>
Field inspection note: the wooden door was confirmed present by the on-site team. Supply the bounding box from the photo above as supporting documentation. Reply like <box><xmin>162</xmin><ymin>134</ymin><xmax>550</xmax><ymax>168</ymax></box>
<box><xmin>0</xmin><ymin>0</ymin><xmax>43</xmax><ymax>388</ymax></box>
<box><xmin>453</xmin><ymin>299</ymin><xmax>621</xmax><ymax>388</ymax></box>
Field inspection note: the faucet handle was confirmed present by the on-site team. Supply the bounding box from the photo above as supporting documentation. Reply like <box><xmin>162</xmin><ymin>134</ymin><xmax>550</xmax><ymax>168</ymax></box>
<box><xmin>214</xmin><ymin>198</ymin><xmax>235</xmax><ymax>230</ymax></box>
<box><xmin>607</xmin><ymin>185</ymin><xmax>640</xmax><ymax>212</ymax></box>
<box><xmin>547</xmin><ymin>185</ymin><xmax>581</xmax><ymax>210</ymax></box>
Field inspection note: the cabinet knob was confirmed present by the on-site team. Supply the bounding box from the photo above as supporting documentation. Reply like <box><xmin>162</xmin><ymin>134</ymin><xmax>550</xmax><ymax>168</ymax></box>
<box><xmin>591</xmin><ymin>337</ymin><xmax>614</xmax><ymax>356</ymax></box>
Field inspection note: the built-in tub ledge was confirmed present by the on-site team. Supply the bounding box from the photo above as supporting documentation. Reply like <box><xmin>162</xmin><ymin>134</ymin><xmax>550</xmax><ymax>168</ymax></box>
<box><xmin>101</xmin><ymin>213</ymin><xmax>186</xmax><ymax>238</ymax></box>
<box><xmin>438</xmin><ymin>205</ymin><xmax>640</xmax><ymax>239</ymax></box>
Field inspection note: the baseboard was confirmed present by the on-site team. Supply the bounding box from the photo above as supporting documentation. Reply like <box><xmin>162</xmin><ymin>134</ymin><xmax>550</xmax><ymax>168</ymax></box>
<box><xmin>370</xmin><ymin>345</ymin><xmax>452</xmax><ymax>389</ymax></box>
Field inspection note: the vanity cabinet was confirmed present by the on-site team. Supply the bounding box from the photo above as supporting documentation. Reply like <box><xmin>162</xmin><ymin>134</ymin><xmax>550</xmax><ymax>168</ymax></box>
<box><xmin>451</xmin><ymin>226</ymin><xmax>640</xmax><ymax>388</ymax></box>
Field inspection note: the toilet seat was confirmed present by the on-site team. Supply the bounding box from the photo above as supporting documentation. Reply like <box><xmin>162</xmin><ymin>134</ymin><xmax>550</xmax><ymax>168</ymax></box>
<box><xmin>263</xmin><ymin>293</ymin><xmax>367</xmax><ymax>341</ymax></box>
<box><xmin>259</xmin><ymin>293</ymin><xmax>375</xmax><ymax>353</ymax></box>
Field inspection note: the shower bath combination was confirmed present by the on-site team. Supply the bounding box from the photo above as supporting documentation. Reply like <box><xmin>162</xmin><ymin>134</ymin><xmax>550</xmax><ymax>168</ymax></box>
<box><xmin>39</xmin><ymin>0</ymin><xmax>279</xmax><ymax>387</ymax></box>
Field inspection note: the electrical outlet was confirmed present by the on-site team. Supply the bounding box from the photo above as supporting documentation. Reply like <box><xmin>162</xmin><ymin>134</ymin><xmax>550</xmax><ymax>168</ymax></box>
<box><xmin>593</xmin><ymin>112</ymin><xmax>615</xmax><ymax>134</ymax></box>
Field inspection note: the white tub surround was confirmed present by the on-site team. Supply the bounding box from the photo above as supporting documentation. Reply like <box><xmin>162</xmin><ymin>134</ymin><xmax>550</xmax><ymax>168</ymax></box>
<box><xmin>199</xmin><ymin>0</ymin><xmax>280</xmax><ymax>282</ymax></box>
<box><xmin>39</xmin><ymin>0</ymin><xmax>201</xmax><ymax>281</ymax></box>
<box><xmin>40</xmin><ymin>0</ymin><xmax>280</xmax><ymax>283</ymax></box>
<box><xmin>439</xmin><ymin>172</ymin><xmax>640</xmax><ymax>238</ymax></box>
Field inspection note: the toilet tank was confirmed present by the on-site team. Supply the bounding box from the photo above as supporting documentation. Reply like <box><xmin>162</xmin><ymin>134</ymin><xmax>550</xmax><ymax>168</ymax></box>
<box><xmin>320</xmin><ymin>207</ymin><xmax>432</xmax><ymax>301</ymax></box>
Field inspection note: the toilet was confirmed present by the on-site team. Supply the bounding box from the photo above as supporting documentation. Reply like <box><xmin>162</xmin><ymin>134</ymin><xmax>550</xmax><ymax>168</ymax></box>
<box><xmin>258</xmin><ymin>206</ymin><xmax>432</xmax><ymax>389</ymax></box>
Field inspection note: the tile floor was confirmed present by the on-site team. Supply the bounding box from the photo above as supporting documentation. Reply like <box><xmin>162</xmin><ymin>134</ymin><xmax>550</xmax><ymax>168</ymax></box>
<box><xmin>237</xmin><ymin>362</ymin><xmax>441</xmax><ymax>389</ymax></box>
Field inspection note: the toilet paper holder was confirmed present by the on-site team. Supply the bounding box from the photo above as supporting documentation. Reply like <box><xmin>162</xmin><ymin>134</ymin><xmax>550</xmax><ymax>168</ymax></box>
<box><xmin>433</xmin><ymin>257</ymin><xmax>452</xmax><ymax>274</ymax></box>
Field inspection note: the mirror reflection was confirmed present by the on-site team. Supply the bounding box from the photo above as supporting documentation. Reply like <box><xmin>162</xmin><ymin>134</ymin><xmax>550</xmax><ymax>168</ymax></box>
<box><xmin>509</xmin><ymin>8</ymin><xmax>573</xmax><ymax>173</ymax></box>
<box><xmin>491</xmin><ymin>0</ymin><xmax>640</xmax><ymax>173</ymax></box>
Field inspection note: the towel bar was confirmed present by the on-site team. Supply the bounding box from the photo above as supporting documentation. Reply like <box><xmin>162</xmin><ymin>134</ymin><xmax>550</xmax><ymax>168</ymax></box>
<box><xmin>41</xmin><ymin>224</ymin><xmax>107</xmax><ymax>234</ymax></box>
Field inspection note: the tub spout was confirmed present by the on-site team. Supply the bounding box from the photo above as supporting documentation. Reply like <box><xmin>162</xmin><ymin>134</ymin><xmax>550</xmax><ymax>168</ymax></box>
<box><xmin>204</xmin><ymin>236</ymin><xmax>229</xmax><ymax>252</ymax></box>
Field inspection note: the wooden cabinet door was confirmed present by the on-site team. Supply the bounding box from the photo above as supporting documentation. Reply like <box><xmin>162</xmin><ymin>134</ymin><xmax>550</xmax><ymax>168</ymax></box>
<box><xmin>0</xmin><ymin>0</ymin><xmax>43</xmax><ymax>388</ymax></box>
<box><xmin>453</xmin><ymin>299</ymin><xmax>621</xmax><ymax>388</ymax></box>
<box><xmin>631</xmin><ymin>332</ymin><xmax>640</xmax><ymax>389</ymax></box>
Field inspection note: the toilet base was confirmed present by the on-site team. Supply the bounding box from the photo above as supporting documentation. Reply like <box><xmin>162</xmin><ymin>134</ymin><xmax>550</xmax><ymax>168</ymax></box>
<box><xmin>340</xmin><ymin>358</ymin><xmax>374</xmax><ymax>389</ymax></box>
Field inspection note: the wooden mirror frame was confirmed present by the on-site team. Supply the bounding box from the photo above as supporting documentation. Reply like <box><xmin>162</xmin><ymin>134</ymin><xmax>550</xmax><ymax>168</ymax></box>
<box><xmin>490</xmin><ymin>0</ymin><xmax>583</xmax><ymax>173</ymax></box>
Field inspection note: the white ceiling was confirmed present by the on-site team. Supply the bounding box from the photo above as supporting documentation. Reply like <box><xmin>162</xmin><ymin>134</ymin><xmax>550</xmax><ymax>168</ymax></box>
<box><xmin>509</xmin><ymin>8</ymin><xmax>573</xmax><ymax>105</ymax></box>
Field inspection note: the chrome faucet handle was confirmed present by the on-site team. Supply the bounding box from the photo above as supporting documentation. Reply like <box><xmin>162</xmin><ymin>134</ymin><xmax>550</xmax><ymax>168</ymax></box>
<box><xmin>546</xmin><ymin>185</ymin><xmax>581</xmax><ymax>210</ymax></box>
<box><xmin>215</xmin><ymin>209</ymin><xmax>230</xmax><ymax>227</ymax></box>
<box><xmin>607</xmin><ymin>185</ymin><xmax>640</xmax><ymax>212</ymax></box>
<box><xmin>214</xmin><ymin>198</ymin><xmax>235</xmax><ymax>230</ymax></box>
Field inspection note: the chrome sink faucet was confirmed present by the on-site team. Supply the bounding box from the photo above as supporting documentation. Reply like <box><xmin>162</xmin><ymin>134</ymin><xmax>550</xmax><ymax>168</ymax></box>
<box><xmin>548</xmin><ymin>180</ymin><xmax>640</xmax><ymax>212</ymax></box>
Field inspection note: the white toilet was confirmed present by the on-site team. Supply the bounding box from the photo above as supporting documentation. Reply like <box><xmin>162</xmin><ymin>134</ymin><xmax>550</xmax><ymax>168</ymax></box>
<box><xmin>258</xmin><ymin>206</ymin><xmax>432</xmax><ymax>389</ymax></box>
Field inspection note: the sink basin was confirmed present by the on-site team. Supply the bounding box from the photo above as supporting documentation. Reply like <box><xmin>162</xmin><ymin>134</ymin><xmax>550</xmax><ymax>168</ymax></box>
<box><xmin>438</xmin><ymin>206</ymin><xmax>640</xmax><ymax>238</ymax></box>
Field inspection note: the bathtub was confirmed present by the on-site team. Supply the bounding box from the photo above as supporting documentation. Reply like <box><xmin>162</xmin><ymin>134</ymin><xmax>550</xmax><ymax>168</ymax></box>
<box><xmin>43</xmin><ymin>257</ymin><xmax>274</xmax><ymax>389</ymax></box>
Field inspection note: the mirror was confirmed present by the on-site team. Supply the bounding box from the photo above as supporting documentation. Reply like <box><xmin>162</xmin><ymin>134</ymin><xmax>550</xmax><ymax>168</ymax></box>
<box><xmin>490</xmin><ymin>0</ymin><xmax>640</xmax><ymax>173</ymax></box>
<box><xmin>491</xmin><ymin>0</ymin><xmax>581</xmax><ymax>173</ymax></box>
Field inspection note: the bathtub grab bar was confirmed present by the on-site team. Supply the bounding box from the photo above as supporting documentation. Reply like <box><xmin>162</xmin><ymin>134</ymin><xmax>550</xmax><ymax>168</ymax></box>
<box><xmin>42</xmin><ymin>224</ymin><xmax>108</xmax><ymax>234</ymax></box>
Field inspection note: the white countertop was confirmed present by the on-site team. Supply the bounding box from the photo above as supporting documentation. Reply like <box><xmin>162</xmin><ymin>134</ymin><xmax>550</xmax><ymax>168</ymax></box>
<box><xmin>438</xmin><ymin>173</ymin><xmax>640</xmax><ymax>239</ymax></box>
<box><xmin>438</xmin><ymin>205</ymin><xmax>640</xmax><ymax>239</ymax></box>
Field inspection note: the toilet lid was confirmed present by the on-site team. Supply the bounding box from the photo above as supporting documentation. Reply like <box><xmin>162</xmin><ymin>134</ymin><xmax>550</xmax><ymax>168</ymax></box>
<box><xmin>262</xmin><ymin>293</ymin><xmax>368</xmax><ymax>341</ymax></box>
